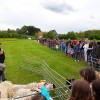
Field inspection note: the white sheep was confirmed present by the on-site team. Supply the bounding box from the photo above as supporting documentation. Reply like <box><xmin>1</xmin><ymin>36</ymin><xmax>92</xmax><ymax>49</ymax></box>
<box><xmin>0</xmin><ymin>81</ymin><xmax>53</xmax><ymax>100</ymax></box>
<box><xmin>0</xmin><ymin>81</ymin><xmax>13</xmax><ymax>98</ymax></box>
<box><xmin>8</xmin><ymin>82</ymin><xmax>37</xmax><ymax>98</ymax></box>
<box><xmin>0</xmin><ymin>81</ymin><xmax>36</xmax><ymax>99</ymax></box>
<box><xmin>12</xmin><ymin>88</ymin><xmax>37</xmax><ymax>100</ymax></box>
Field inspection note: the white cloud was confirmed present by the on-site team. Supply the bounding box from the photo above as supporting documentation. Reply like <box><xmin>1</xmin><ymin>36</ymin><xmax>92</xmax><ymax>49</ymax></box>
<box><xmin>0</xmin><ymin>0</ymin><xmax>100</xmax><ymax>33</ymax></box>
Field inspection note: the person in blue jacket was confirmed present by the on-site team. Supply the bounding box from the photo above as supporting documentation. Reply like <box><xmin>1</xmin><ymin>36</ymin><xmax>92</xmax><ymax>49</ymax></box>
<box><xmin>41</xmin><ymin>83</ymin><xmax>53</xmax><ymax>100</ymax></box>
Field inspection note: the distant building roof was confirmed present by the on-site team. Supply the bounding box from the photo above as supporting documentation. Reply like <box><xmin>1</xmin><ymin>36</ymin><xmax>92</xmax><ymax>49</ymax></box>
<box><xmin>38</xmin><ymin>31</ymin><xmax>45</xmax><ymax>36</ymax></box>
<box><xmin>38</xmin><ymin>31</ymin><xmax>45</xmax><ymax>38</ymax></box>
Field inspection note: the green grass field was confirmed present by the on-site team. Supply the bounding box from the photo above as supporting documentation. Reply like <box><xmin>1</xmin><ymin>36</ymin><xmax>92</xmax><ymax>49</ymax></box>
<box><xmin>0</xmin><ymin>39</ymin><xmax>86</xmax><ymax>84</ymax></box>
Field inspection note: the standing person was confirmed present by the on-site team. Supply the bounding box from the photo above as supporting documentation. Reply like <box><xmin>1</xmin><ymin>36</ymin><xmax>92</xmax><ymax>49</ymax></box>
<box><xmin>0</xmin><ymin>43</ymin><xmax>6</xmax><ymax>81</ymax></box>
<box><xmin>83</xmin><ymin>38</ymin><xmax>89</xmax><ymax>62</ymax></box>
<box><xmin>93</xmin><ymin>39</ymin><xmax>97</xmax><ymax>45</ymax></box>
<box><xmin>61</xmin><ymin>39</ymin><xmax>66</xmax><ymax>53</ymax></box>
<box><xmin>73</xmin><ymin>42</ymin><xmax>80</xmax><ymax>61</ymax></box>
<box><xmin>70</xmin><ymin>79</ymin><xmax>93</xmax><ymax>100</ymax></box>
<box><xmin>80</xmin><ymin>40</ymin><xmax>84</xmax><ymax>60</ymax></box>
<box><xmin>93</xmin><ymin>41</ymin><xmax>100</xmax><ymax>59</ymax></box>
<box><xmin>66</xmin><ymin>38</ymin><xmax>71</xmax><ymax>55</ymax></box>
<box><xmin>87</xmin><ymin>42</ymin><xmax>93</xmax><ymax>62</ymax></box>
<box><xmin>0</xmin><ymin>43</ymin><xmax>5</xmax><ymax>63</ymax></box>
<box><xmin>67</xmin><ymin>43</ymin><xmax>71</xmax><ymax>57</ymax></box>
<box><xmin>72</xmin><ymin>40</ymin><xmax>77</xmax><ymax>46</ymax></box>
<box><xmin>70</xmin><ymin>48</ymin><xmax>74</xmax><ymax>58</ymax></box>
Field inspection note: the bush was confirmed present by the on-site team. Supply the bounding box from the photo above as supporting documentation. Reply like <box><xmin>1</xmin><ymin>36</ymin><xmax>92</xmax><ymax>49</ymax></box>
<box><xmin>0</xmin><ymin>31</ymin><xmax>28</xmax><ymax>39</ymax></box>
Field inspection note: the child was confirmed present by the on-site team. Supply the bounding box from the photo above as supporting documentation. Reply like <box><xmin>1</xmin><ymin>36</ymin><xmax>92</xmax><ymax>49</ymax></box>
<box><xmin>67</xmin><ymin>43</ymin><xmax>71</xmax><ymax>57</ymax></box>
<box><xmin>71</xmin><ymin>48</ymin><xmax>74</xmax><ymax>58</ymax></box>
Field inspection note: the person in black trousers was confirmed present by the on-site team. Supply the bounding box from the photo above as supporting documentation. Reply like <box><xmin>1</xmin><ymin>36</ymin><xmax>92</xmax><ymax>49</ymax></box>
<box><xmin>0</xmin><ymin>43</ymin><xmax>6</xmax><ymax>81</ymax></box>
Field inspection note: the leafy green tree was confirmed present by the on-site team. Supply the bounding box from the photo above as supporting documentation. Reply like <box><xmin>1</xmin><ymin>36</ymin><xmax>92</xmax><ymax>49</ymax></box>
<box><xmin>77</xmin><ymin>31</ymin><xmax>84</xmax><ymax>39</ymax></box>
<box><xmin>0</xmin><ymin>29</ymin><xmax>28</xmax><ymax>39</ymax></box>
<box><xmin>58</xmin><ymin>34</ymin><xmax>67</xmax><ymax>39</ymax></box>
<box><xmin>84</xmin><ymin>30</ymin><xmax>92</xmax><ymax>38</ymax></box>
<box><xmin>66</xmin><ymin>31</ymin><xmax>77</xmax><ymax>39</ymax></box>
<box><xmin>16</xmin><ymin>25</ymin><xmax>41</xmax><ymax>36</ymax></box>
<box><xmin>43</xmin><ymin>32</ymin><xmax>55</xmax><ymax>39</ymax></box>
<box><xmin>43</xmin><ymin>33</ymin><xmax>47</xmax><ymax>38</ymax></box>
<box><xmin>34</xmin><ymin>33</ymin><xmax>39</xmax><ymax>39</ymax></box>
<box><xmin>46</xmin><ymin>32</ymin><xmax>55</xmax><ymax>39</ymax></box>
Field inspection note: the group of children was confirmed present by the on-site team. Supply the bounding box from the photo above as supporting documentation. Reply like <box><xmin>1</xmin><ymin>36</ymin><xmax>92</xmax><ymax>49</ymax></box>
<box><xmin>70</xmin><ymin>67</ymin><xmax>100</xmax><ymax>100</ymax></box>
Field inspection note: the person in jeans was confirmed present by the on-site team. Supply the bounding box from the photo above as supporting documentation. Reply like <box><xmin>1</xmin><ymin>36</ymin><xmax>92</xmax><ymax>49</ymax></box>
<box><xmin>73</xmin><ymin>42</ymin><xmax>80</xmax><ymax>61</ymax></box>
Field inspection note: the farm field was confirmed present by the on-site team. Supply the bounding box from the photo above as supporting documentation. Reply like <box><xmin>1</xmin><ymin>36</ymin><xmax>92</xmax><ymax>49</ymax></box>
<box><xmin>0</xmin><ymin>39</ymin><xmax>86</xmax><ymax>84</ymax></box>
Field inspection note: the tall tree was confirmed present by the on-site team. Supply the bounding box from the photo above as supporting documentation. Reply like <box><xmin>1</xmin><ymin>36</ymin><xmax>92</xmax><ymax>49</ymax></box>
<box><xmin>16</xmin><ymin>25</ymin><xmax>41</xmax><ymax>36</ymax></box>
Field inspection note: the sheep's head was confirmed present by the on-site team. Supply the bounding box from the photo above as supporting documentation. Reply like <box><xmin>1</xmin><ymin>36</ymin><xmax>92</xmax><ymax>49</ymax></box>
<box><xmin>45</xmin><ymin>83</ymin><xmax>53</xmax><ymax>91</ymax></box>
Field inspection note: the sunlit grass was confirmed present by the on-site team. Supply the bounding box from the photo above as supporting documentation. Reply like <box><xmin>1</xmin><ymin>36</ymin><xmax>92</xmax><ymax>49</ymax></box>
<box><xmin>1</xmin><ymin>39</ymin><xmax>86</xmax><ymax>84</ymax></box>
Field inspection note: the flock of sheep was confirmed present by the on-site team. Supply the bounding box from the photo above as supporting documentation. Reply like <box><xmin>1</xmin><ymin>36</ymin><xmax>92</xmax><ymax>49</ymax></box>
<box><xmin>0</xmin><ymin>81</ymin><xmax>53</xmax><ymax>100</ymax></box>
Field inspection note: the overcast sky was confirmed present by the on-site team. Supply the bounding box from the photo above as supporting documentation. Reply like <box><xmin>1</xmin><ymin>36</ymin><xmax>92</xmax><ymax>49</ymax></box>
<box><xmin>0</xmin><ymin>0</ymin><xmax>100</xmax><ymax>33</ymax></box>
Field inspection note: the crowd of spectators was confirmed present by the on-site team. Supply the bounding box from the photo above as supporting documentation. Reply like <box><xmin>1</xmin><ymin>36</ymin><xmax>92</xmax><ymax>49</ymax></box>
<box><xmin>0</xmin><ymin>39</ymin><xmax>99</xmax><ymax>100</ymax></box>
<box><xmin>37</xmin><ymin>38</ymin><xmax>100</xmax><ymax>99</ymax></box>
<box><xmin>38</xmin><ymin>38</ymin><xmax>100</xmax><ymax>70</ymax></box>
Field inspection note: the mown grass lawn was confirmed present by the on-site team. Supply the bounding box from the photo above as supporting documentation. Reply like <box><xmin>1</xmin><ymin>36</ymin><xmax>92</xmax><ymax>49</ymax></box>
<box><xmin>0</xmin><ymin>39</ymin><xmax>86</xmax><ymax>84</ymax></box>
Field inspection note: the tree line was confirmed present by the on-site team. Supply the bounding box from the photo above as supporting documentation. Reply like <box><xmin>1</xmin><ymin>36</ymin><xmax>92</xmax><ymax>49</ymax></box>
<box><xmin>58</xmin><ymin>30</ymin><xmax>100</xmax><ymax>40</ymax></box>
<box><xmin>42</xmin><ymin>30</ymin><xmax>100</xmax><ymax>40</ymax></box>
<box><xmin>0</xmin><ymin>25</ymin><xmax>41</xmax><ymax>39</ymax></box>
<box><xmin>0</xmin><ymin>25</ymin><xmax>100</xmax><ymax>40</ymax></box>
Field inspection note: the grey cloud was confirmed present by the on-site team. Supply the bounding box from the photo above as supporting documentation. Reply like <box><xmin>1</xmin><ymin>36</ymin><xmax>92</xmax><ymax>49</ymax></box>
<box><xmin>42</xmin><ymin>2</ymin><xmax>74</xmax><ymax>14</ymax></box>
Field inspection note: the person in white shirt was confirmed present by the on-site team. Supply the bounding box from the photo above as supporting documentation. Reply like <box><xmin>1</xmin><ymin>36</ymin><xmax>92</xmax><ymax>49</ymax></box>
<box><xmin>83</xmin><ymin>38</ymin><xmax>89</xmax><ymax>62</ymax></box>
